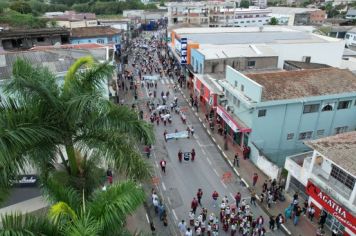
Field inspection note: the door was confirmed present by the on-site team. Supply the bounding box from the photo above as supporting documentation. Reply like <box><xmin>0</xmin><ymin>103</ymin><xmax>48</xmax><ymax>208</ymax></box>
<box><xmin>324</xmin><ymin>210</ymin><xmax>345</xmax><ymax>234</ymax></box>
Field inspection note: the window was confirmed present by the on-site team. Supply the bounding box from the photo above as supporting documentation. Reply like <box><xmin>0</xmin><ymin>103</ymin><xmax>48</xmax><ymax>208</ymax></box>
<box><xmin>345</xmin><ymin>34</ymin><xmax>350</xmax><ymax>39</ymax></box>
<box><xmin>247</xmin><ymin>61</ymin><xmax>256</xmax><ymax>67</ymax></box>
<box><xmin>321</xmin><ymin>104</ymin><xmax>333</xmax><ymax>111</ymax></box>
<box><xmin>316</xmin><ymin>129</ymin><xmax>325</xmax><ymax>136</ymax></box>
<box><xmin>233</xmin><ymin>96</ymin><xmax>237</xmax><ymax>105</ymax></box>
<box><xmin>298</xmin><ymin>131</ymin><xmax>313</xmax><ymax>140</ymax></box>
<box><xmin>335</xmin><ymin>126</ymin><xmax>348</xmax><ymax>134</ymax></box>
<box><xmin>97</xmin><ymin>39</ymin><xmax>104</xmax><ymax>44</ymax></box>
<box><xmin>337</xmin><ymin>100</ymin><xmax>351</xmax><ymax>110</ymax></box>
<box><xmin>237</xmin><ymin>99</ymin><xmax>240</xmax><ymax>108</ymax></box>
<box><xmin>37</xmin><ymin>37</ymin><xmax>45</xmax><ymax>42</ymax></box>
<box><xmin>88</xmin><ymin>40</ymin><xmax>91</xmax><ymax>43</ymax></box>
<box><xmin>303</xmin><ymin>104</ymin><xmax>319</xmax><ymax>113</ymax></box>
<box><xmin>241</xmin><ymin>84</ymin><xmax>244</xmax><ymax>92</ymax></box>
<box><xmin>234</xmin><ymin>81</ymin><xmax>238</xmax><ymax>87</ymax></box>
<box><xmin>331</xmin><ymin>165</ymin><xmax>355</xmax><ymax>190</ymax></box>
<box><xmin>287</xmin><ymin>133</ymin><xmax>294</xmax><ymax>140</ymax></box>
<box><xmin>258</xmin><ymin>20</ymin><xmax>262</xmax><ymax>22</ymax></box>
<box><xmin>199</xmin><ymin>64</ymin><xmax>202</xmax><ymax>74</ymax></box>
<box><xmin>258</xmin><ymin>109</ymin><xmax>266</xmax><ymax>117</ymax></box>
<box><xmin>225</xmin><ymin>90</ymin><xmax>230</xmax><ymax>99</ymax></box>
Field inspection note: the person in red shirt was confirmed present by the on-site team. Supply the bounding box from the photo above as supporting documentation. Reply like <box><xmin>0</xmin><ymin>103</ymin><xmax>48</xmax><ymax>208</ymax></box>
<box><xmin>253</xmin><ymin>173</ymin><xmax>259</xmax><ymax>187</ymax></box>
<box><xmin>160</xmin><ymin>159</ymin><xmax>166</xmax><ymax>173</ymax></box>
<box><xmin>197</xmin><ymin>188</ymin><xmax>203</xmax><ymax>206</ymax></box>
<box><xmin>212</xmin><ymin>191</ymin><xmax>219</xmax><ymax>208</ymax></box>
<box><xmin>191</xmin><ymin>149</ymin><xmax>196</xmax><ymax>162</ymax></box>
<box><xmin>191</xmin><ymin>197</ymin><xmax>198</xmax><ymax>214</ymax></box>
<box><xmin>234</xmin><ymin>192</ymin><xmax>241</xmax><ymax>208</ymax></box>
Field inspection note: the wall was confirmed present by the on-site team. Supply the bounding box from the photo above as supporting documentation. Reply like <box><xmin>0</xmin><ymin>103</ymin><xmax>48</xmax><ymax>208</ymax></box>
<box><xmin>270</xmin><ymin>40</ymin><xmax>344</xmax><ymax>68</ymax></box>
<box><xmin>191</xmin><ymin>48</ymin><xmax>205</xmax><ymax>73</ymax></box>
<box><xmin>226</xmin><ymin>66</ymin><xmax>262</xmax><ymax>102</ymax></box>
<box><xmin>70</xmin><ymin>35</ymin><xmax>120</xmax><ymax>44</ymax></box>
<box><xmin>187</xmin><ymin>42</ymin><xmax>199</xmax><ymax>65</ymax></box>
<box><xmin>249</xmin><ymin>94</ymin><xmax>356</xmax><ymax>167</ymax></box>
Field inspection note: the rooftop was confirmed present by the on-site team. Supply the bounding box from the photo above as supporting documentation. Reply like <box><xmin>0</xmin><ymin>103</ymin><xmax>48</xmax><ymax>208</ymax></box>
<box><xmin>267</xmin><ymin>7</ymin><xmax>322</xmax><ymax>15</ymax></box>
<box><xmin>196</xmin><ymin>44</ymin><xmax>277</xmax><ymax>60</ymax></box>
<box><xmin>70</xmin><ymin>26</ymin><xmax>121</xmax><ymax>38</ymax></box>
<box><xmin>195</xmin><ymin>74</ymin><xmax>224</xmax><ymax>95</ymax></box>
<box><xmin>0</xmin><ymin>47</ymin><xmax>107</xmax><ymax>79</ymax></box>
<box><xmin>346</xmin><ymin>9</ymin><xmax>356</xmax><ymax>16</ymax></box>
<box><xmin>44</xmin><ymin>11</ymin><xmax>96</xmax><ymax>21</ymax></box>
<box><xmin>173</xmin><ymin>26</ymin><xmax>338</xmax><ymax>45</ymax></box>
<box><xmin>305</xmin><ymin>131</ymin><xmax>356</xmax><ymax>177</ymax></box>
<box><xmin>246</xmin><ymin>68</ymin><xmax>356</xmax><ymax>101</ymax></box>
<box><xmin>284</xmin><ymin>60</ymin><xmax>330</xmax><ymax>70</ymax></box>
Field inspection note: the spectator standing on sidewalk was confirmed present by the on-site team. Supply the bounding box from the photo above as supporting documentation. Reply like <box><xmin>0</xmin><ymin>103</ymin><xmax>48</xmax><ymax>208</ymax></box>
<box><xmin>308</xmin><ymin>205</ymin><xmax>315</xmax><ymax>222</ymax></box>
<box><xmin>252</xmin><ymin>173</ymin><xmax>259</xmax><ymax>187</ymax></box>
<box><xmin>233</xmin><ymin>153</ymin><xmax>239</xmax><ymax>167</ymax></box>
<box><xmin>269</xmin><ymin>216</ymin><xmax>275</xmax><ymax>231</ymax></box>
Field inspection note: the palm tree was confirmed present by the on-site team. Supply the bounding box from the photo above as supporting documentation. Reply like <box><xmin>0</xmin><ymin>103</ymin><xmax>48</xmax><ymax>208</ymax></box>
<box><xmin>1</xmin><ymin>180</ymin><xmax>146</xmax><ymax>235</ymax></box>
<box><xmin>0</xmin><ymin>56</ymin><xmax>154</xmax><ymax>202</ymax></box>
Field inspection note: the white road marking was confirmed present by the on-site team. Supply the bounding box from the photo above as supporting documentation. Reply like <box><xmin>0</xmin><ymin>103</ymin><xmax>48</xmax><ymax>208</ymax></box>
<box><xmin>213</xmin><ymin>168</ymin><xmax>219</xmax><ymax>176</ymax></box>
<box><xmin>217</xmin><ymin>145</ymin><xmax>222</xmax><ymax>151</ymax></box>
<box><xmin>241</xmin><ymin>178</ymin><xmax>250</xmax><ymax>188</ymax></box>
<box><xmin>207</xmin><ymin>130</ymin><xmax>211</xmax><ymax>135</ymax></box>
<box><xmin>146</xmin><ymin>213</ymin><xmax>150</xmax><ymax>223</ymax></box>
<box><xmin>201</xmin><ymin>149</ymin><xmax>206</xmax><ymax>155</ymax></box>
<box><xmin>227</xmin><ymin>160</ymin><xmax>233</xmax><ymax>167</ymax></box>
<box><xmin>203</xmin><ymin>123</ymin><xmax>206</xmax><ymax>128</ymax></box>
<box><xmin>230</xmin><ymin>193</ymin><xmax>235</xmax><ymax>200</ymax></box>
<box><xmin>183</xmin><ymin>94</ymin><xmax>186</xmax><ymax>99</ymax></box>
<box><xmin>145</xmin><ymin>86</ymin><xmax>149</xmax><ymax>97</ymax></box>
<box><xmin>162</xmin><ymin>182</ymin><xmax>167</xmax><ymax>191</ymax></box>
<box><xmin>198</xmin><ymin>117</ymin><xmax>202</xmax><ymax>122</ymax></box>
<box><xmin>281</xmin><ymin>224</ymin><xmax>292</xmax><ymax>235</ymax></box>
<box><xmin>221</xmin><ymin>180</ymin><xmax>227</xmax><ymax>189</ymax></box>
<box><xmin>212</xmin><ymin>137</ymin><xmax>216</xmax><ymax>143</ymax></box>
<box><xmin>172</xmin><ymin>209</ymin><xmax>178</xmax><ymax>220</ymax></box>
<box><xmin>222</xmin><ymin>152</ymin><xmax>228</xmax><ymax>159</ymax></box>
<box><xmin>167</xmin><ymin>197</ymin><xmax>172</xmax><ymax>205</ymax></box>
<box><xmin>165</xmin><ymin>78</ymin><xmax>169</xmax><ymax>84</ymax></box>
<box><xmin>170</xmin><ymin>79</ymin><xmax>174</xmax><ymax>84</ymax></box>
<box><xmin>207</xmin><ymin>157</ymin><xmax>212</xmax><ymax>165</ymax></box>
<box><xmin>161</xmin><ymin>79</ymin><xmax>165</xmax><ymax>84</ymax></box>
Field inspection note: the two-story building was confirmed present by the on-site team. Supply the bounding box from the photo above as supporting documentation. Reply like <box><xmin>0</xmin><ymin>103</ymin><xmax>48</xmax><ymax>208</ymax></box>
<box><xmin>284</xmin><ymin>132</ymin><xmax>356</xmax><ymax>236</ymax></box>
<box><xmin>70</xmin><ymin>26</ymin><xmax>121</xmax><ymax>45</ymax></box>
<box><xmin>217</xmin><ymin>66</ymin><xmax>356</xmax><ymax>179</ymax></box>
<box><xmin>44</xmin><ymin>11</ymin><xmax>97</xmax><ymax>29</ymax></box>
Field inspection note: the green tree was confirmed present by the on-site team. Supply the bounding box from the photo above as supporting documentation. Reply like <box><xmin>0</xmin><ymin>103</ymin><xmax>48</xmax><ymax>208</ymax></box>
<box><xmin>9</xmin><ymin>1</ymin><xmax>32</xmax><ymax>14</ymax></box>
<box><xmin>0</xmin><ymin>10</ymin><xmax>47</xmax><ymax>28</ymax></box>
<box><xmin>1</xmin><ymin>181</ymin><xmax>145</xmax><ymax>235</ymax></box>
<box><xmin>270</xmin><ymin>17</ymin><xmax>278</xmax><ymax>25</ymax></box>
<box><xmin>0</xmin><ymin>57</ymin><xmax>154</xmax><ymax>201</ymax></box>
<box><xmin>159</xmin><ymin>0</ymin><xmax>165</xmax><ymax>7</ymax></box>
<box><xmin>240</xmin><ymin>0</ymin><xmax>250</xmax><ymax>8</ymax></box>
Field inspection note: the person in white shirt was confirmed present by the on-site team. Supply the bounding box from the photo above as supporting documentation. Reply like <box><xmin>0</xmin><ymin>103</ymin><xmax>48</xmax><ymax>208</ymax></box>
<box><xmin>178</xmin><ymin>220</ymin><xmax>187</xmax><ymax>235</ymax></box>
<box><xmin>185</xmin><ymin>228</ymin><xmax>193</xmax><ymax>236</ymax></box>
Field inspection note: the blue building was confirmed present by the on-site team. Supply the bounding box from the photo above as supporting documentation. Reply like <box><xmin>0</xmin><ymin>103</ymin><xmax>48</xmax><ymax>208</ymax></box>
<box><xmin>218</xmin><ymin>66</ymin><xmax>356</xmax><ymax>177</ymax></box>
<box><xmin>70</xmin><ymin>26</ymin><xmax>121</xmax><ymax>45</ymax></box>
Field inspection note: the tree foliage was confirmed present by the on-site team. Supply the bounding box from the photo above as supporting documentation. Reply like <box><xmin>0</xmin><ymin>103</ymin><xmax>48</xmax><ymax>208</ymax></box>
<box><xmin>240</xmin><ymin>0</ymin><xmax>250</xmax><ymax>8</ymax></box>
<box><xmin>270</xmin><ymin>17</ymin><xmax>278</xmax><ymax>25</ymax></box>
<box><xmin>0</xmin><ymin>10</ymin><xmax>47</xmax><ymax>28</ymax></box>
<box><xmin>9</xmin><ymin>1</ymin><xmax>32</xmax><ymax>14</ymax></box>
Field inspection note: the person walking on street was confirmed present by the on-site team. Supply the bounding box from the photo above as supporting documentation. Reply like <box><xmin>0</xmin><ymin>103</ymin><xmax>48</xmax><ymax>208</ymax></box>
<box><xmin>212</xmin><ymin>191</ymin><xmax>219</xmax><ymax>208</ymax></box>
<box><xmin>319</xmin><ymin>211</ymin><xmax>327</xmax><ymax>229</ymax></box>
<box><xmin>308</xmin><ymin>205</ymin><xmax>315</xmax><ymax>222</ymax></box>
<box><xmin>178</xmin><ymin>150</ymin><xmax>183</xmax><ymax>162</ymax></box>
<box><xmin>276</xmin><ymin>213</ymin><xmax>283</xmax><ymax>230</ymax></box>
<box><xmin>191</xmin><ymin>148</ymin><xmax>196</xmax><ymax>162</ymax></box>
<box><xmin>197</xmin><ymin>188</ymin><xmax>203</xmax><ymax>206</ymax></box>
<box><xmin>233</xmin><ymin>153</ymin><xmax>239</xmax><ymax>167</ymax></box>
<box><xmin>178</xmin><ymin>220</ymin><xmax>187</xmax><ymax>235</ymax></box>
<box><xmin>250</xmin><ymin>190</ymin><xmax>257</xmax><ymax>206</ymax></box>
<box><xmin>191</xmin><ymin>197</ymin><xmax>199</xmax><ymax>214</ymax></box>
<box><xmin>160</xmin><ymin>159</ymin><xmax>166</xmax><ymax>173</ymax></box>
<box><xmin>234</xmin><ymin>192</ymin><xmax>241</xmax><ymax>208</ymax></box>
<box><xmin>252</xmin><ymin>173</ymin><xmax>259</xmax><ymax>187</ymax></box>
<box><xmin>190</xmin><ymin>126</ymin><xmax>194</xmax><ymax>136</ymax></box>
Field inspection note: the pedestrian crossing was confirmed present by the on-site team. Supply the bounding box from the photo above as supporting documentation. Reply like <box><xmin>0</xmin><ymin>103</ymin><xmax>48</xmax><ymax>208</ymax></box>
<box><xmin>160</xmin><ymin>78</ymin><xmax>175</xmax><ymax>85</ymax></box>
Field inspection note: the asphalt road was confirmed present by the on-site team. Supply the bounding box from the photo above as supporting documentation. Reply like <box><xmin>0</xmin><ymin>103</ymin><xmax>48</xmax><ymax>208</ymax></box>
<box><xmin>127</xmin><ymin>32</ymin><xmax>284</xmax><ymax>235</ymax></box>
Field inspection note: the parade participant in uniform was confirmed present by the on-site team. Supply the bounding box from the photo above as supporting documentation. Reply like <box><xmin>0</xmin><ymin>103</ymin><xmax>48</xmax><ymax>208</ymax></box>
<box><xmin>194</xmin><ymin>219</ymin><xmax>200</xmax><ymax>231</ymax></box>
<box><xmin>189</xmin><ymin>211</ymin><xmax>195</xmax><ymax>226</ymax></box>
<box><xmin>159</xmin><ymin>159</ymin><xmax>166</xmax><ymax>173</ymax></box>
<box><xmin>191</xmin><ymin>148</ymin><xmax>196</xmax><ymax>162</ymax></box>
<box><xmin>178</xmin><ymin>150</ymin><xmax>183</xmax><ymax>162</ymax></box>
<box><xmin>191</xmin><ymin>197</ymin><xmax>199</xmax><ymax>214</ymax></box>
<box><xmin>197</xmin><ymin>188</ymin><xmax>203</xmax><ymax>206</ymax></box>
<box><xmin>206</xmin><ymin>223</ymin><xmax>212</xmax><ymax>236</ymax></box>
<box><xmin>212</xmin><ymin>191</ymin><xmax>219</xmax><ymax>208</ymax></box>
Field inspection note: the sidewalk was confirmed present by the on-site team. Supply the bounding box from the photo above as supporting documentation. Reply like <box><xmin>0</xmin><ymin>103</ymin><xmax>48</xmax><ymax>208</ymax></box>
<box><xmin>179</xmin><ymin>85</ymin><xmax>327</xmax><ymax>236</ymax></box>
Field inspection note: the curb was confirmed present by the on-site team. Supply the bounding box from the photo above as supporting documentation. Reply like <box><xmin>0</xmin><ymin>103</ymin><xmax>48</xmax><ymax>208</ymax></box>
<box><xmin>180</xmin><ymin>86</ymin><xmax>292</xmax><ymax>236</ymax></box>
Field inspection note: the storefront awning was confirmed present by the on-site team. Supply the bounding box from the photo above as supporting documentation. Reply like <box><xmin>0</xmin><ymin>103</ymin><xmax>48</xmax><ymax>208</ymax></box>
<box><xmin>216</xmin><ymin>105</ymin><xmax>251</xmax><ymax>133</ymax></box>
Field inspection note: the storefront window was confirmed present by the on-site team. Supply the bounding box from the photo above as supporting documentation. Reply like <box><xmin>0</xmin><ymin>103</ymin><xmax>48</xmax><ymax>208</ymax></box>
<box><xmin>243</xmin><ymin>133</ymin><xmax>249</xmax><ymax>146</ymax></box>
<box><xmin>234</xmin><ymin>132</ymin><xmax>242</xmax><ymax>146</ymax></box>
<box><xmin>324</xmin><ymin>210</ymin><xmax>345</xmax><ymax>234</ymax></box>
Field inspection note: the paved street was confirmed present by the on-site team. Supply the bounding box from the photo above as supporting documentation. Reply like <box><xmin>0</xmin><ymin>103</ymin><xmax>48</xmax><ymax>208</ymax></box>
<box><xmin>123</xmin><ymin>33</ymin><xmax>285</xmax><ymax>235</ymax></box>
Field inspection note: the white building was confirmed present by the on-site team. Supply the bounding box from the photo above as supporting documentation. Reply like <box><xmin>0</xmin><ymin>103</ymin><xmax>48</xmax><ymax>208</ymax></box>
<box><xmin>284</xmin><ymin>132</ymin><xmax>356</xmax><ymax>236</ymax></box>
<box><xmin>345</xmin><ymin>28</ymin><xmax>356</xmax><ymax>49</ymax></box>
<box><xmin>346</xmin><ymin>9</ymin><xmax>356</xmax><ymax>20</ymax></box>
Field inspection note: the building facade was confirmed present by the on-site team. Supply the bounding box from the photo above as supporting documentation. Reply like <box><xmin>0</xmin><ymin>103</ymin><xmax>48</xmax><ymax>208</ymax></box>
<box><xmin>70</xmin><ymin>26</ymin><xmax>121</xmax><ymax>45</ymax></box>
<box><xmin>217</xmin><ymin>66</ymin><xmax>356</xmax><ymax>176</ymax></box>
<box><xmin>284</xmin><ymin>132</ymin><xmax>356</xmax><ymax>236</ymax></box>
<box><xmin>345</xmin><ymin>28</ymin><xmax>356</xmax><ymax>49</ymax></box>
<box><xmin>44</xmin><ymin>11</ymin><xmax>97</xmax><ymax>29</ymax></box>
<box><xmin>268</xmin><ymin>7</ymin><xmax>326</xmax><ymax>26</ymax></box>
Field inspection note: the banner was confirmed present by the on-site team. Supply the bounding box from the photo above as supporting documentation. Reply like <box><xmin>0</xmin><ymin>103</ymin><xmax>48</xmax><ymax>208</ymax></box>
<box><xmin>143</xmin><ymin>75</ymin><xmax>159</xmax><ymax>81</ymax></box>
<box><xmin>180</xmin><ymin>38</ymin><xmax>187</xmax><ymax>65</ymax></box>
<box><xmin>216</xmin><ymin>106</ymin><xmax>238</xmax><ymax>132</ymax></box>
<box><xmin>166</xmin><ymin>131</ymin><xmax>189</xmax><ymax>140</ymax></box>
<box><xmin>306</xmin><ymin>181</ymin><xmax>356</xmax><ymax>234</ymax></box>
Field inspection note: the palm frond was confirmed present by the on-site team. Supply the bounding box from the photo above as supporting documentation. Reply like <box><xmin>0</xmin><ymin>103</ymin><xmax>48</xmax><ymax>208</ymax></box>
<box><xmin>0</xmin><ymin>212</ymin><xmax>59</xmax><ymax>236</ymax></box>
<box><xmin>88</xmin><ymin>181</ymin><xmax>146</xmax><ymax>235</ymax></box>
<box><xmin>62</xmin><ymin>213</ymin><xmax>102</xmax><ymax>236</ymax></box>
<box><xmin>49</xmin><ymin>201</ymin><xmax>78</xmax><ymax>224</ymax></box>
<box><xmin>77</xmin><ymin>62</ymin><xmax>114</xmax><ymax>92</ymax></box>
<box><xmin>63</xmin><ymin>56</ymin><xmax>94</xmax><ymax>93</ymax></box>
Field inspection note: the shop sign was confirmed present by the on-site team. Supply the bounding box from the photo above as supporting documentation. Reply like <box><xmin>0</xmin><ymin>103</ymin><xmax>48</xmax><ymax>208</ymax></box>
<box><xmin>216</xmin><ymin>106</ymin><xmax>238</xmax><ymax>132</ymax></box>
<box><xmin>180</xmin><ymin>38</ymin><xmax>187</xmax><ymax>65</ymax></box>
<box><xmin>306</xmin><ymin>181</ymin><xmax>356</xmax><ymax>234</ymax></box>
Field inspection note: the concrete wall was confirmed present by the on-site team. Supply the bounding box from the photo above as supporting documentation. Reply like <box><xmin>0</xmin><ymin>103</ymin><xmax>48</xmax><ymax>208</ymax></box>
<box><xmin>191</xmin><ymin>48</ymin><xmax>205</xmax><ymax>74</ymax></box>
<box><xmin>270</xmin><ymin>40</ymin><xmax>344</xmax><ymax>68</ymax></box>
<box><xmin>70</xmin><ymin>35</ymin><xmax>120</xmax><ymax>44</ymax></box>
<box><xmin>204</xmin><ymin>56</ymin><xmax>278</xmax><ymax>74</ymax></box>
<box><xmin>249</xmin><ymin>94</ymin><xmax>356</xmax><ymax>166</ymax></box>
